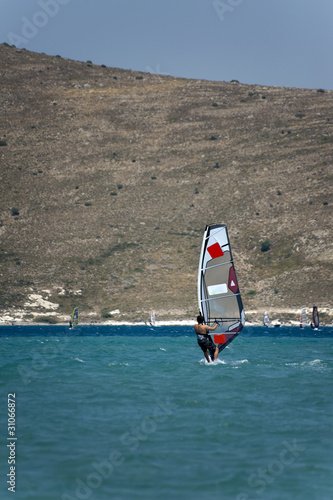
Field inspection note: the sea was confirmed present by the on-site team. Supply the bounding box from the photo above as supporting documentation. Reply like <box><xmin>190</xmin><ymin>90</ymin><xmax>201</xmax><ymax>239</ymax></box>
<box><xmin>0</xmin><ymin>324</ymin><xmax>332</xmax><ymax>500</ymax></box>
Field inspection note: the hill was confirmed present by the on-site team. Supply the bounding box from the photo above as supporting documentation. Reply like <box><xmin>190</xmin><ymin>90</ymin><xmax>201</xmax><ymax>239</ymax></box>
<box><xmin>0</xmin><ymin>44</ymin><xmax>332</xmax><ymax>325</ymax></box>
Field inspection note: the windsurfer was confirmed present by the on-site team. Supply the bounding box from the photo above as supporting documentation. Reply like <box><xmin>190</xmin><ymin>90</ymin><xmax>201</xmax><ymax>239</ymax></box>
<box><xmin>194</xmin><ymin>315</ymin><xmax>219</xmax><ymax>363</ymax></box>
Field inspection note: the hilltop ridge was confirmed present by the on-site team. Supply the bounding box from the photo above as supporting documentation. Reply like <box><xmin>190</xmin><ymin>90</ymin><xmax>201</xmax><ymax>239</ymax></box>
<box><xmin>0</xmin><ymin>44</ymin><xmax>332</xmax><ymax>324</ymax></box>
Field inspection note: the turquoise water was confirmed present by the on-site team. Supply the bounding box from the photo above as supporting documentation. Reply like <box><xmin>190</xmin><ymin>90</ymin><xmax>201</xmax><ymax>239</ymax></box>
<box><xmin>0</xmin><ymin>325</ymin><xmax>332</xmax><ymax>500</ymax></box>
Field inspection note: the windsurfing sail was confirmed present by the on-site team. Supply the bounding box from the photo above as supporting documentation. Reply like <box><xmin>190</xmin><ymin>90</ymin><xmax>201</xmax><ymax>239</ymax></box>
<box><xmin>71</xmin><ymin>307</ymin><xmax>79</xmax><ymax>328</ymax></box>
<box><xmin>198</xmin><ymin>224</ymin><xmax>245</xmax><ymax>353</ymax></box>
<box><xmin>263</xmin><ymin>311</ymin><xmax>271</xmax><ymax>327</ymax></box>
<box><xmin>300</xmin><ymin>308</ymin><xmax>307</xmax><ymax>328</ymax></box>
<box><xmin>312</xmin><ymin>306</ymin><xmax>319</xmax><ymax>329</ymax></box>
<box><xmin>150</xmin><ymin>310</ymin><xmax>156</xmax><ymax>326</ymax></box>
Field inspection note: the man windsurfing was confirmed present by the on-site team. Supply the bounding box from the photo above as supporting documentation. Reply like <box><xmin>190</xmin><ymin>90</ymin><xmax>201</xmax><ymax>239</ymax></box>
<box><xmin>194</xmin><ymin>314</ymin><xmax>219</xmax><ymax>363</ymax></box>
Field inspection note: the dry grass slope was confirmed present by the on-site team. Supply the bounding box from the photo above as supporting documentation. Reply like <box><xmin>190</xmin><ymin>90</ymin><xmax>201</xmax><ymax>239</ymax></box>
<box><xmin>0</xmin><ymin>44</ymin><xmax>332</xmax><ymax>324</ymax></box>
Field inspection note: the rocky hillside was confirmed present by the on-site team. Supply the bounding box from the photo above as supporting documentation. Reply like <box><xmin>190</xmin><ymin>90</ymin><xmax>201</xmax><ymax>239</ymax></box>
<box><xmin>0</xmin><ymin>44</ymin><xmax>332</xmax><ymax>324</ymax></box>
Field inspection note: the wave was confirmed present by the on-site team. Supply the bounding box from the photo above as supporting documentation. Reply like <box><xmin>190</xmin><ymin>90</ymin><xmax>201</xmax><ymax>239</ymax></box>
<box><xmin>107</xmin><ymin>362</ymin><xmax>129</xmax><ymax>367</ymax></box>
<box><xmin>200</xmin><ymin>358</ymin><xmax>249</xmax><ymax>366</ymax></box>
<box><xmin>286</xmin><ymin>359</ymin><xmax>329</xmax><ymax>371</ymax></box>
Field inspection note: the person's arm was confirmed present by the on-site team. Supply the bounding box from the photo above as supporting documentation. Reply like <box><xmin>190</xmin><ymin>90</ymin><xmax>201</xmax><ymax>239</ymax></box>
<box><xmin>206</xmin><ymin>322</ymin><xmax>218</xmax><ymax>332</ymax></box>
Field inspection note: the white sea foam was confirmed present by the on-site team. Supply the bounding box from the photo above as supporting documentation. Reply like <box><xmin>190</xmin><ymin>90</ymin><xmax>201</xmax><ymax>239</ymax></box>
<box><xmin>286</xmin><ymin>359</ymin><xmax>327</xmax><ymax>371</ymax></box>
<box><xmin>309</xmin><ymin>359</ymin><xmax>322</xmax><ymax>365</ymax></box>
<box><xmin>200</xmin><ymin>357</ymin><xmax>226</xmax><ymax>365</ymax></box>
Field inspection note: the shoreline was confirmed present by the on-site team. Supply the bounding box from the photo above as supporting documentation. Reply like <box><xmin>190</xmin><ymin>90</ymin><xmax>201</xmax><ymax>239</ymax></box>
<box><xmin>1</xmin><ymin>307</ymin><xmax>332</xmax><ymax>328</ymax></box>
<box><xmin>1</xmin><ymin>319</ymin><xmax>332</xmax><ymax>328</ymax></box>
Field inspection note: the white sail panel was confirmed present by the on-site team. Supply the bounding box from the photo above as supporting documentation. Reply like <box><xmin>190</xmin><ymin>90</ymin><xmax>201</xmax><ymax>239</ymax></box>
<box><xmin>207</xmin><ymin>283</ymin><xmax>228</xmax><ymax>296</ymax></box>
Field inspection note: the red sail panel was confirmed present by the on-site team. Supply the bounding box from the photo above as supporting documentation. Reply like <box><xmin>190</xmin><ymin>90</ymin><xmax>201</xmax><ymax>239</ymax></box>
<box><xmin>207</xmin><ymin>243</ymin><xmax>224</xmax><ymax>259</ymax></box>
<box><xmin>214</xmin><ymin>334</ymin><xmax>226</xmax><ymax>344</ymax></box>
<box><xmin>216</xmin><ymin>333</ymin><xmax>239</xmax><ymax>353</ymax></box>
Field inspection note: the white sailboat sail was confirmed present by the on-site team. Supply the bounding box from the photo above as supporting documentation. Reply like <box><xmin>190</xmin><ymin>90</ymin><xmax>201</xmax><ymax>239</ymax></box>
<box><xmin>198</xmin><ymin>224</ymin><xmax>245</xmax><ymax>352</ymax></box>
<box><xmin>300</xmin><ymin>308</ymin><xmax>308</xmax><ymax>328</ymax></box>
<box><xmin>150</xmin><ymin>310</ymin><xmax>156</xmax><ymax>326</ymax></box>
<box><xmin>263</xmin><ymin>311</ymin><xmax>271</xmax><ymax>327</ymax></box>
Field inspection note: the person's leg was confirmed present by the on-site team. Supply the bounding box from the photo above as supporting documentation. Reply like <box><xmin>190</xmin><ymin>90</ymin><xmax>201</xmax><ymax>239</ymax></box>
<box><xmin>208</xmin><ymin>341</ymin><xmax>217</xmax><ymax>362</ymax></box>
<box><xmin>198</xmin><ymin>339</ymin><xmax>211</xmax><ymax>362</ymax></box>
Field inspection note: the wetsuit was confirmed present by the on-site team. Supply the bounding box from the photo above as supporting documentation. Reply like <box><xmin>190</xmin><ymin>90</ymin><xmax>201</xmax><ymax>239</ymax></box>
<box><xmin>196</xmin><ymin>332</ymin><xmax>217</xmax><ymax>360</ymax></box>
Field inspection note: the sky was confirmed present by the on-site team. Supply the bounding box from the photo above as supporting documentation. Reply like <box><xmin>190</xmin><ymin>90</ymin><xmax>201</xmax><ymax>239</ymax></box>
<box><xmin>0</xmin><ymin>0</ymin><xmax>332</xmax><ymax>90</ymax></box>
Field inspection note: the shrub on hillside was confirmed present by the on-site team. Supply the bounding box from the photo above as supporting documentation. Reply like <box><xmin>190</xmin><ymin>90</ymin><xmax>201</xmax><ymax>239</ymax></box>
<box><xmin>261</xmin><ymin>240</ymin><xmax>271</xmax><ymax>252</ymax></box>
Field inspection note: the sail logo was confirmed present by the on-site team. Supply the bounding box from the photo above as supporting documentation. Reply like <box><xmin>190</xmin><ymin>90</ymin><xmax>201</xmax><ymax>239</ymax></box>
<box><xmin>228</xmin><ymin>267</ymin><xmax>238</xmax><ymax>293</ymax></box>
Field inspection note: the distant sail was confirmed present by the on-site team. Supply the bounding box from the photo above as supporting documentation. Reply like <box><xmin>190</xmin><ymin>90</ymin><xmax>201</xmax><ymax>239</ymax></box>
<box><xmin>198</xmin><ymin>224</ymin><xmax>245</xmax><ymax>352</ymax></box>
<box><xmin>263</xmin><ymin>311</ymin><xmax>271</xmax><ymax>327</ymax></box>
<box><xmin>150</xmin><ymin>310</ymin><xmax>156</xmax><ymax>326</ymax></box>
<box><xmin>300</xmin><ymin>308</ymin><xmax>307</xmax><ymax>328</ymax></box>
<box><xmin>312</xmin><ymin>306</ymin><xmax>319</xmax><ymax>329</ymax></box>
<box><xmin>71</xmin><ymin>307</ymin><xmax>79</xmax><ymax>328</ymax></box>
